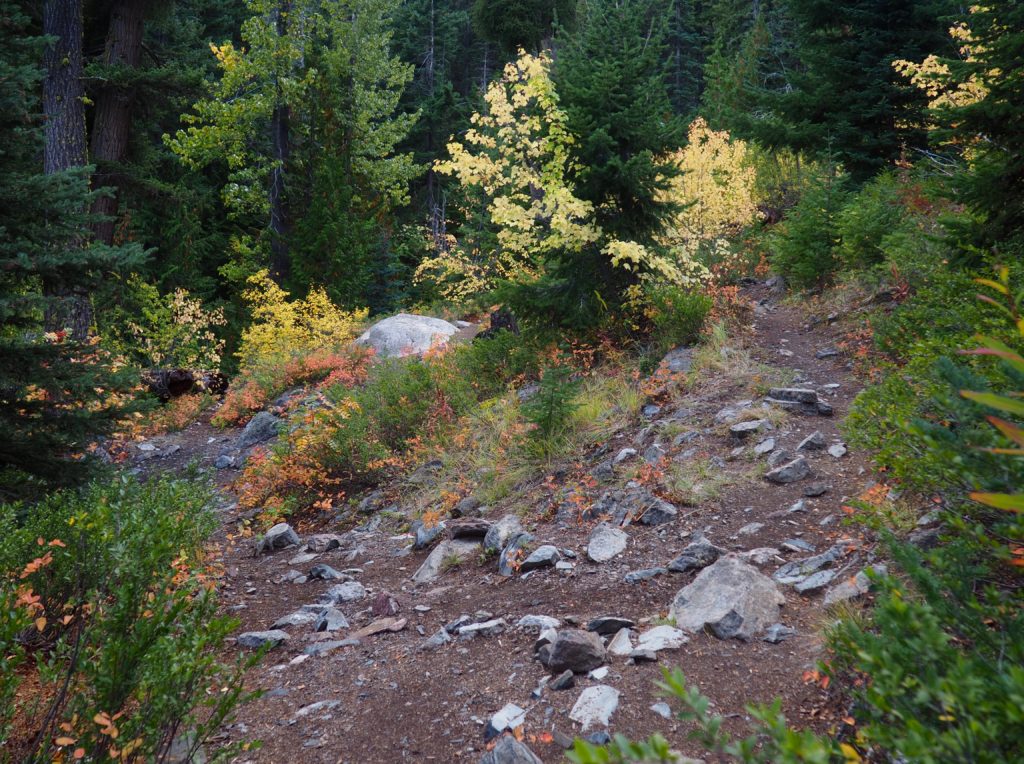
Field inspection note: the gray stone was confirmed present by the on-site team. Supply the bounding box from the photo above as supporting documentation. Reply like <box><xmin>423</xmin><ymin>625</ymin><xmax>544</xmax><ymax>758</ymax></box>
<box><xmin>908</xmin><ymin>527</ymin><xmax>941</xmax><ymax>550</ymax></box>
<box><xmin>420</xmin><ymin>628</ymin><xmax>452</xmax><ymax>651</ymax></box>
<box><xmin>768</xmin><ymin>388</ymin><xmax>818</xmax><ymax>404</ymax></box>
<box><xmin>670</xmin><ymin>555</ymin><xmax>785</xmax><ymax>641</ymax></box>
<box><xmin>642</xmin><ymin>404</ymin><xmax>662</xmax><ymax>418</ymax></box>
<box><xmin>823</xmin><ymin>565</ymin><xmax>887</xmax><ymax>606</ymax></box>
<box><xmin>458</xmin><ymin>618</ymin><xmax>508</xmax><ymax>638</ymax></box>
<box><xmin>650</xmin><ymin>702</ymin><xmax>673</xmax><ymax>720</ymax></box>
<box><xmin>737</xmin><ymin>522</ymin><xmax>764</xmax><ymax>536</ymax></box>
<box><xmin>357</xmin><ymin>490</ymin><xmax>385</xmax><ymax>514</ymax></box>
<box><xmin>628</xmin><ymin>649</ymin><xmax>659</xmax><ymax>663</ymax></box>
<box><xmin>635</xmin><ymin>625</ymin><xmax>688</xmax><ymax>652</ymax></box>
<box><xmin>271</xmin><ymin>611</ymin><xmax>318</xmax><ymax>629</ymax></box>
<box><xmin>673</xmin><ymin>430</ymin><xmax>700</xmax><ymax>447</ymax></box>
<box><xmin>517</xmin><ymin>615</ymin><xmax>560</xmax><ymax>631</ymax></box>
<box><xmin>794</xmin><ymin>569</ymin><xmax>836</xmax><ymax>593</ymax></box>
<box><xmin>238</xmin><ymin>411</ymin><xmax>281</xmax><ymax>449</ymax></box>
<box><xmin>453</xmin><ymin>496</ymin><xmax>482</xmax><ymax>517</ymax></box>
<box><xmin>586</xmin><ymin>616</ymin><xmax>635</xmax><ymax>636</ymax></box>
<box><xmin>730</xmin><ymin>419</ymin><xmax>769</xmax><ymax>439</ymax></box>
<box><xmin>739</xmin><ymin>548</ymin><xmax>781</xmax><ymax>566</ymax></box>
<box><xmin>753</xmin><ymin>438</ymin><xmax>776</xmax><ymax>455</ymax></box>
<box><xmin>484</xmin><ymin>515</ymin><xmax>524</xmax><ymax>553</ymax></box>
<box><xmin>766</xmin><ymin>449</ymin><xmax>792</xmax><ymax>468</ymax></box>
<box><xmin>479</xmin><ymin>735</ymin><xmax>543</xmax><ymax>764</ymax></box>
<box><xmin>411</xmin><ymin>519</ymin><xmax>446</xmax><ymax>550</ymax></box>
<box><xmin>303</xmin><ymin>640</ymin><xmax>351</xmax><ymax>657</ymax></box>
<box><xmin>498</xmin><ymin>532</ymin><xmax>534</xmax><ymax>577</ymax></box>
<box><xmin>660</xmin><ymin>346</ymin><xmax>694</xmax><ymax>374</ymax></box>
<box><xmin>828</xmin><ymin>443</ymin><xmax>848</xmax><ymax>458</ymax></box>
<box><xmin>520</xmin><ymin>545</ymin><xmax>561</xmax><ymax>572</ymax></box>
<box><xmin>638</xmin><ymin>495</ymin><xmax>678</xmax><ymax>526</ymax></box>
<box><xmin>613</xmin><ymin>447</ymin><xmax>638</xmax><ymax>465</ymax></box>
<box><xmin>314</xmin><ymin>607</ymin><xmax>349</xmax><ymax>632</ymax></box>
<box><xmin>762</xmin><ymin>623</ymin><xmax>797</xmax><ymax>643</ymax></box>
<box><xmin>625</xmin><ymin>567</ymin><xmax>667</xmax><ymax>584</ymax></box>
<box><xmin>550</xmin><ymin>669</ymin><xmax>576</xmax><ymax>691</ymax></box>
<box><xmin>765</xmin><ymin>456</ymin><xmax>811</xmax><ymax>484</ymax></box>
<box><xmin>214</xmin><ymin>455</ymin><xmax>234</xmax><ymax>469</ymax></box>
<box><xmin>644</xmin><ymin>443</ymin><xmax>667</xmax><ymax>463</ymax></box>
<box><xmin>237</xmin><ymin>630</ymin><xmax>289</xmax><ymax>649</ymax></box>
<box><xmin>356</xmin><ymin>313</ymin><xmax>459</xmax><ymax>358</ymax></box>
<box><xmin>607</xmin><ymin>628</ymin><xmax>634</xmax><ymax>657</ymax></box>
<box><xmin>587</xmin><ymin>523</ymin><xmax>628</xmax><ymax>563</ymax></box>
<box><xmin>773</xmin><ymin>543</ymin><xmax>852</xmax><ymax>585</ymax></box>
<box><xmin>668</xmin><ymin>538</ymin><xmax>722</xmax><ymax>573</ymax></box>
<box><xmin>546</xmin><ymin>630</ymin><xmax>607</xmax><ymax>674</ymax></box>
<box><xmin>317</xmin><ymin>581</ymin><xmax>366</xmax><ymax>604</ymax></box>
<box><xmin>278</xmin><ymin>569</ymin><xmax>307</xmax><ymax>584</ymax></box>
<box><xmin>306</xmin><ymin>534</ymin><xmax>344</xmax><ymax>553</ymax></box>
<box><xmin>309</xmin><ymin>564</ymin><xmax>347</xmax><ymax>581</ymax></box>
<box><xmin>797</xmin><ymin>431</ymin><xmax>827</xmax><ymax>451</ymax></box>
<box><xmin>449</xmin><ymin>517</ymin><xmax>492</xmax><ymax>539</ymax></box>
<box><xmin>570</xmin><ymin>685</ymin><xmax>620</xmax><ymax>731</ymax></box>
<box><xmin>257</xmin><ymin>522</ymin><xmax>300</xmax><ymax>554</ymax></box>
<box><xmin>815</xmin><ymin>348</ymin><xmax>839</xmax><ymax>359</ymax></box>
<box><xmin>485</xmin><ymin>703</ymin><xmax>527</xmax><ymax>741</ymax></box>
<box><xmin>714</xmin><ymin>401</ymin><xmax>753</xmax><ymax>424</ymax></box>
<box><xmin>782</xmin><ymin>539</ymin><xmax>816</xmax><ymax>554</ymax></box>
<box><xmin>411</xmin><ymin>539</ymin><xmax>480</xmax><ymax>584</ymax></box>
<box><xmin>803</xmin><ymin>482</ymin><xmax>830</xmax><ymax>497</ymax></box>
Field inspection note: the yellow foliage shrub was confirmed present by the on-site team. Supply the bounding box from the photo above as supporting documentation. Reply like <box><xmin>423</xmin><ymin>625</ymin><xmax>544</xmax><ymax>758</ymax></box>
<box><xmin>237</xmin><ymin>270</ymin><xmax>368</xmax><ymax>368</ymax></box>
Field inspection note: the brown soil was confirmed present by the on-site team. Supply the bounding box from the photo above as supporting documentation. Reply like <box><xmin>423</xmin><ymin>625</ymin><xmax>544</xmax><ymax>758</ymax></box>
<box><xmin>137</xmin><ymin>284</ymin><xmax>879</xmax><ymax>763</ymax></box>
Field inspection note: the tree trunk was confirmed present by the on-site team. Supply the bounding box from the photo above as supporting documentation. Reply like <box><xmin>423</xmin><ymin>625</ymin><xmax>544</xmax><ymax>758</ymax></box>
<box><xmin>90</xmin><ymin>1</ymin><xmax>147</xmax><ymax>245</ymax></box>
<box><xmin>268</xmin><ymin>1</ymin><xmax>292</xmax><ymax>283</ymax></box>
<box><xmin>43</xmin><ymin>0</ymin><xmax>91</xmax><ymax>340</ymax></box>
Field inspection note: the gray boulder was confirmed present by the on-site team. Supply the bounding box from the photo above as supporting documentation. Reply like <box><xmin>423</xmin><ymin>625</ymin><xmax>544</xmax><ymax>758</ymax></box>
<box><xmin>764</xmin><ymin>456</ymin><xmax>811</xmax><ymax>484</ymax></box>
<box><xmin>484</xmin><ymin>515</ymin><xmax>524</xmax><ymax>553</ymax></box>
<box><xmin>668</xmin><ymin>538</ymin><xmax>722</xmax><ymax>573</ymax></box>
<box><xmin>237</xmin><ymin>630</ymin><xmax>289</xmax><ymax>649</ymax></box>
<box><xmin>256</xmin><ymin>522</ymin><xmax>300</xmax><ymax>554</ymax></box>
<box><xmin>587</xmin><ymin>523</ymin><xmax>628</xmax><ymax>563</ymax></box>
<box><xmin>412</xmin><ymin>539</ymin><xmax>481</xmax><ymax>584</ymax></box>
<box><xmin>356</xmin><ymin>313</ymin><xmax>459</xmax><ymax>358</ymax></box>
<box><xmin>498</xmin><ymin>532</ymin><xmax>533</xmax><ymax>577</ymax></box>
<box><xmin>670</xmin><ymin>554</ymin><xmax>785</xmax><ymax>640</ymax></box>
<box><xmin>238</xmin><ymin>411</ymin><xmax>281</xmax><ymax>449</ymax></box>
<box><xmin>520</xmin><ymin>545</ymin><xmax>560</xmax><ymax>572</ymax></box>
<box><xmin>545</xmin><ymin>629</ymin><xmax>607</xmax><ymax>674</ymax></box>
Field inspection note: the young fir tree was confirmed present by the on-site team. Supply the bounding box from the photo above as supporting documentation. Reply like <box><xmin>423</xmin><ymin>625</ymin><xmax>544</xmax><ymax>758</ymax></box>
<box><xmin>0</xmin><ymin>1</ymin><xmax>143</xmax><ymax>499</ymax></box>
<box><xmin>499</xmin><ymin>0</ymin><xmax>685</xmax><ymax>329</ymax></box>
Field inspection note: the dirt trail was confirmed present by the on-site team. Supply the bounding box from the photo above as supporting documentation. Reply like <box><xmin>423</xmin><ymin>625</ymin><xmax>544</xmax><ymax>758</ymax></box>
<box><xmin>136</xmin><ymin>284</ymin><xmax>877</xmax><ymax>763</ymax></box>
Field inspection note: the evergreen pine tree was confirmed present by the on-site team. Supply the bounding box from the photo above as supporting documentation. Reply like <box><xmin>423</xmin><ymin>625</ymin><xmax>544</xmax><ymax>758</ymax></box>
<box><xmin>0</xmin><ymin>1</ymin><xmax>143</xmax><ymax>499</ymax></box>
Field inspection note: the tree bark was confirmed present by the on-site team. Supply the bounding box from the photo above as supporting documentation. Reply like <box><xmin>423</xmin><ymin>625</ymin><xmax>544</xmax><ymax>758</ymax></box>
<box><xmin>90</xmin><ymin>1</ymin><xmax>147</xmax><ymax>245</ymax></box>
<box><xmin>43</xmin><ymin>0</ymin><xmax>92</xmax><ymax>340</ymax></box>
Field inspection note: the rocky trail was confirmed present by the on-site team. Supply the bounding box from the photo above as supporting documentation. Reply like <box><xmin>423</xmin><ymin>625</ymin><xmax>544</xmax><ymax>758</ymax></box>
<box><xmin>128</xmin><ymin>284</ymin><xmax>889</xmax><ymax>763</ymax></box>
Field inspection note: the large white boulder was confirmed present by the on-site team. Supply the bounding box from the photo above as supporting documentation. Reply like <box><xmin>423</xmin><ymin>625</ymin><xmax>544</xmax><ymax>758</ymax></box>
<box><xmin>356</xmin><ymin>313</ymin><xmax>460</xmax><ymax>358</ymax></box>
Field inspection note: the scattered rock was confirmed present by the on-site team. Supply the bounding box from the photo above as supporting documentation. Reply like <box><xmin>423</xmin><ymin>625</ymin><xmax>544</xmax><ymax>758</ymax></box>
<box><xmin>517</xmin><ymin>615</ymin><xmax>560</xmax><ymax>631</ymax></box>
<box><xmin>635</xmin><ymin>625</ymin><xmax>688</xmax><ymax>652</ymax></box>
<box><xmin>256</xmin><ymin>523</ymin><xmax>300</xmax><ymax>554</ymax></box>
<box><xmin>453</xmin><ymin>496</ymin><xmax>482</xmax><ymax>517</ymax></box>
<box><xmin>660</xmin><ymin>346</ymin><xmax>694</xmax><ymax>374</ymax></box>
<box><xmin>498</xmin><ymin>532</ymin><xmax>534</xmax><ymax>577</ymax></box>
<box><xmin>306</xmin><ymin>534</ymin><xmax>343</xmax><ymax>553</ymax></box>
<box><xmin>670</xmin><ymin>555</ymin><xmax>786</xmax><ymax>641</ymax></box>
<box><xmin>485</xmin><ymin>703</ymin><xmax>526</xmax><ymax>741</ymax></box>
<box><xmin>412</xmin><ymin>539</ymin><xmax>481</xmax><ymax>584</ymax></box>
<box><xmin>238</xmin><ymin>411</ymin><xmax>281</xmax><ymax>449</ymax></box>
<box><xmin>641</xmin><ymin>404</ymin><xmax>662</xmax><ymax>419</ymax></box>
<box><xmin>628</xmin><ymin>649</ymin><xmax>659</xmax><ymax>663</ymax></box>
<box><xmin>586</xmin><ymin>616</ymin><xmax>635</xmax><ymax>636</ymax></box>
<box><xmin>480</xmin><ymin>734</ymin><xmax>543</xmax><ymax>764</ymax></box>
<box><xmin>520</xmin><ymin>545</ymin><xmax>561</xmax><ymax>572</ymax></box>
<box><xmin>371</xmin><ymin>591</ymin><xmax>401</xmax><ymax>617</ymax></box>
<box><xmin>828</xmin><ymin>443</ymin><xmax>848</xmax><ymax>458</ymax></box>
<box><xmin>550</xmin><ymin>670</ymin><xmax>576</xmax><ymax>691</ymax></box>
<box><xmin>318</xmin><ymin>581</ymin><xmax>366</xmax><ymax>604</ymax></box>
<box><xmin>458</xmin><ymin>618</ymin><xmax>508</xmax><ymax>638</ymax></box>
<box><xmin>237</xmin><ymin>630</ymin><xmax>289</xmax><ymax>649</ymax></box>
<box><xmin>794</xmin><ymin>569</ymin><xmax>836</xmax><ymax>593</ymax></box>
<box><xmin>357</xmin><ymin>490</ymin><xmax>386</xmax><ymax>514</ymax></box>
<box><xmin>545</xmin><ymin>630</ymin><xmax>607</xmax><ymax>674</ymax></box>
<box><xmin>737</xmin><ymin>522</ymin><xmax>764</xmax><ymax>536</ymax></box>
<box><xmin>271</xmin><ymin>611</ymin><xmax>318</xmax><ymax>629</ymax></box>
<box><xmin>484</xmin><ymin>515</ymin><xmax>524</xmax><ymax>554</ymax></box>
<box><xmin>587</xmin><ymin>523</ymin><xmax>628</xmax><ymax>563</ymax></box>
<box><xmin>214</xmin><ymin>455</ymin><xmax>234</xmax><ymax>469</ymax></box>
<box><xmin>823</xmin><ymin>565</ymin><xmax>887</xmax><ymax>606</ymax></box>
<box><xmin>314</xmin><ymin>608</ymin><xmax>349</xmax><ymax>632</ymax></box>
<box><xmin>309</xmin><ymin>564</ymin><xmax>347</xmax><ymax>581</ymax></box>
<box><xmin>411</xmin><ymin>520</ymin><xmax>446</xmax><ymax>550</ymax></box>
<box><xmin>797</xmin><ymin>431</ymin><xmax>827</xmax><ymax>451</ymax></box>
<box><xmin>570</xmin><ymin>686</ymin><xmax>620</xmax><ymax>731</ymax></box>
<box><xmin>644</xmin><ymin>443</ymin><xmax>667</xmax><ymax>464</ymax></box>
<box><xmin>803</xmin><ymin>482</ymin><xmax>830</xmax><ymax>497</ymax></box>
<box><xmin>624</xmin><ymin>567</ymin><xmax>667</xmax><ymax>584</ymax></box>
<box><xmin>762</xmin><ymin>623</ymin><xmax>797</xmax><ymax>643</ymax></box>
<box><xmin>420</xmin><ymin>628</ymin><xmax>452</xmax><ymax>651</ymax></box>
<box><xmin>764</xmin><ymin>456</ymin><xmax>811</xmax><ymax>484</ymax></box>
<box><xmin>729</xmin><ymin>419</ymin><xmax>769</xmax><ymax>439</ymax></box>
<box><xmin>650</xmin><ymin>702</ymin><xmax>673</xmax><ymax>720</ymax></box>
<box><xmin>607</xmin><ymin>628</ymin><xmax>634</xmax><ymax>657</ymax></box>
<box><xmin>782</xmin><ymin>539</ymin><xmax>815</xmax><ymax>554</ymax></box>
<box><xmin>449</xmin><ymin>517</ymin><xmax>492</xmax><ymax>540</ymax></box>
<box><xmin>766</xmin><ymin>449</ymin><xmax>792</xmax><ymax>468</ymax></box>
<box><xmin>613</xmin><ymin>447</ymin><xmax>638</xmax><ymax>465</ymax></box>
<box><xmin>668</xmin><ymin>538</ymin><xmax>722</xmax><ymax>573</ymax></box>
<box><xmin>773</xmin><ymin>542</ymin><xmax>853</xmax><ymax>585</ymax></box>
<box><xmin>714</xmin><ymin>401</ymin><xmax>753</xmax><ymax>424</ymax></box>
<box><xmin>754</xmin><ymin>438</ymin><xmax>776</xmax><ymax>455</ymax></box>
<box><xmin>356</xmin><ymin>313</ymin><xmax>459</xmax><ymax>358</ymax></box>
<box><xmin>350</xmin><ymin>617</ymin><xmax>406</xmax><ymax>640</ymax></box>
<box><xmin>739</xmin><ymin>548</ymin><xmax>782</xmax><ymax>566</ymax></box>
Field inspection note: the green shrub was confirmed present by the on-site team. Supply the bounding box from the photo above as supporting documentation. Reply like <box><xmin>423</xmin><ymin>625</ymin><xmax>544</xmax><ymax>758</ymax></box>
<box><xmin>836</xmin><ymin>172</ymin><xmax>905</xmax><ymax>270</ymax></box>
<box><xmin>770</xmin><ymin>171</ymin><xmax>849</xmax><ymax>289</ymax></box>
<box><xmin>521</xmin><ymin>364</ymin><xmax>582</xmax><ymax>451</ymax></box>
<box><xmin>0</xmin><ymin>476</ymin><xmax>256</xmax><ymax>761</ymax></box>
<box><xmin>644</xmin><ymin>283</ymin><xmax>712</xmax><ymax>354</ymax></box>
<box><xmin>450</xmin><ymin>330</ymin><xmax>544</xmax><ymax>399</ymax></box>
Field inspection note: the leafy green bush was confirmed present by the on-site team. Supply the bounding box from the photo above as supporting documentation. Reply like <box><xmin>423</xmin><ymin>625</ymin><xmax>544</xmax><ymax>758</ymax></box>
<box><xmin>0</xmin><ymin>476</ymin><xmax>256</xmax><ymax>761</ymax></box>
<box><xmin>770</xmin><ymin>171</ymin><xmax>849</xmax><ymax>289</ymax></box>
<box><xmin>521</xmin><ymin>364</ymin><xmax>582</xmax><ymax>448</ymax></box>
<box><xmin>836</xmin><ymin>172</ymin><xmax>905</xmax><ymax>270</ymax></box>
<box><xmin>643</xmin><ymin>284</ymin><xmax>713</xmax><ymax>354</ymax></box>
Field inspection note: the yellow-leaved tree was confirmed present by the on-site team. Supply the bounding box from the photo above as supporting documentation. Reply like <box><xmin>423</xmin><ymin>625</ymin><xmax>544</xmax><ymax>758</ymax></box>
<box><xmin>658</xmin><ymin>118</ymin><xmax>758</xmax><ymax>275</ymax></box>
<box><xmin>417</xmin><ymin>51</ymin><xmax>599</xmax><ymax>301</ymax></box>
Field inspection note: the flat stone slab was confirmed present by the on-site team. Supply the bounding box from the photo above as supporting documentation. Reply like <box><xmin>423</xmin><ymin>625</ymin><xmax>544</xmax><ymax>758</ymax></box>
<box><xmin>570</xmin><ymin>685</ymin><xmax>620</xmax><ymax>731</ymax></box>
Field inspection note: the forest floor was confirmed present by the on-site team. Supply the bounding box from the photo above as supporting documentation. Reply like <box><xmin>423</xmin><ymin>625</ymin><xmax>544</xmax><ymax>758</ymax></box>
<box><xmin>130</xmin><ymin>283</ymin><xmax>882</xmax><ymax>763</ymax></box>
